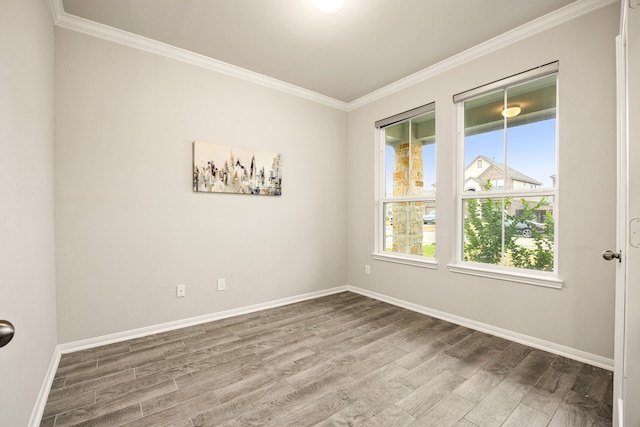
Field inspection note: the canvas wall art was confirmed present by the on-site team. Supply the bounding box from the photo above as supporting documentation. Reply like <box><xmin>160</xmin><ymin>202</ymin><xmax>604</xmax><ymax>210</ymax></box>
<box><xmin>193</xmin><ymin>141</ymin><xmax>282</xmax><ymax>196</ymax></box>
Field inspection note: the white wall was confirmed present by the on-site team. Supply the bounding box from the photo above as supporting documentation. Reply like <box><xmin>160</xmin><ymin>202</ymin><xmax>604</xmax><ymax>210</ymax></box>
<box><xmin>0</xmin><ymin>0</ymin><xmax>57</xmax><ymax>425</ymax></box>
<box><xmin>54</xmin><ymin>28</ymin><xmax>348</xmax><ymax>343</ymax></box>
<box><xmin>347</xmin><ymin>4</ymin><xmax>619</xmax><ymax>360</ymax></box>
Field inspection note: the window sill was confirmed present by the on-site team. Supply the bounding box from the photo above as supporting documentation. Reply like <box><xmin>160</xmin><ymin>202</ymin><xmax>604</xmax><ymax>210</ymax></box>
<box><xmin>447</xmin><ymin>263</ymin><xmax>563</xmax><ymax>289</ymax></box>
<box><xmin>371</xmin><ymin>252</ymin><xmax>438</xmax><ymax>269</ymax></box>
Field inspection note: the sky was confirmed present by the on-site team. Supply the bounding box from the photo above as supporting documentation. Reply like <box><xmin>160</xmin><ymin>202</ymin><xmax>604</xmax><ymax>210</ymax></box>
<box><xmin>385</xmin><ymin>118</ymin><xmax>557</xmax><ymax>194</ymax></box>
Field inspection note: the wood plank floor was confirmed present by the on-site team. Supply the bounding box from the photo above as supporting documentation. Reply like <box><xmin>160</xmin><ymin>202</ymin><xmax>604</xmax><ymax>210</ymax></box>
<box><xmin>40</xmin><ymin>292</ymin><xmax>613</xmax><ymax>427</ymax></box>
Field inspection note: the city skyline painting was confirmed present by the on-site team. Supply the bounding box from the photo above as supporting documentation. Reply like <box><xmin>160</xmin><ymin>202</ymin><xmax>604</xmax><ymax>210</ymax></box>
<box><xmin>193</xmin><ymin>141</ymin><xmax>282</xmax><ymax>196</ymax></box>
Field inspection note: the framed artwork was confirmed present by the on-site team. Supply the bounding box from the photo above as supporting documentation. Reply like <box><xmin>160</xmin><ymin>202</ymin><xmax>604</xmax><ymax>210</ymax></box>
<box><xmin>193</xmin><ymin>141</ymin><xmax>282</xmax><ymax>196</ymax></box>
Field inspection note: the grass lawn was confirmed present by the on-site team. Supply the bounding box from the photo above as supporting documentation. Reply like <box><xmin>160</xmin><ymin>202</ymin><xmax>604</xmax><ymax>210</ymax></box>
<box><xmin>423</xmin><ymin>244</ymin><xmax>436</xmax><ymax>257</ymax></box>
<box><xmin>384</xmin><ymin>244</ymin><xmax>436</xmax><ymax>257</ymax></box>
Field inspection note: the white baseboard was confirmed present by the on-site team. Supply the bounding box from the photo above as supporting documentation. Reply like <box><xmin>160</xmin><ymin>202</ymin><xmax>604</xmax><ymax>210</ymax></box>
<box><xmin>346</xmin><ymin>285</ymin><xmax>614</xmax><ymax>371</ymax></box>
<box><xmin>57</xmin><ymin>283</ymin><xmax>613</xmax><ymax>369</ymax></box>
<box><xmin>58</xmin><ymin>286</ymin><xmax>348</xmax><ymax>354</ymax></box>
<box><xmin>29</xmin><ymin>345</ymin><xmax>62</xmax><ymax>427</ymax></box>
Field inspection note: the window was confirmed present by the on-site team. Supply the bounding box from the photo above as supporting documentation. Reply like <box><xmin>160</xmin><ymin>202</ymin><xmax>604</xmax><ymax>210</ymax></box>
<box><xmin>374</xmin><ymin>103</ymin><xmax>436</xmax><ymax>267</ymax></box>
<box><xmin>452</xmin><ymin>63</ymin><xmax>560</xmax><ymax>286</ymax></box>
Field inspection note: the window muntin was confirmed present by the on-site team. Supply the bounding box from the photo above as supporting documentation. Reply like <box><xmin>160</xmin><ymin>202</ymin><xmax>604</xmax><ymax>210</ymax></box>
<box><xmin>377</xmin><ymin>106</ymin><xmax>436</xmax><ymax>261</ymax></box>
<box><xmin>459</xmin><ymin>70</ymin><xmax>558</xmax><ymax>274</ymax></box>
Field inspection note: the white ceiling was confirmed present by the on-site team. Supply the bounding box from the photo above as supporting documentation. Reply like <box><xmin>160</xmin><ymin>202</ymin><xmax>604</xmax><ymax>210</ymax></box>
<box><xmin>58</xmin><ymin>0</ymin><xmax>596</xmax><ymax>104</ymax></box>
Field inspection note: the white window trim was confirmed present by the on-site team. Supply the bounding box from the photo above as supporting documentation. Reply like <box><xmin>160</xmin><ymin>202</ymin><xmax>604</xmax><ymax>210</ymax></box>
<box><xmin>372</xmin><ymin>252</ymin><xmax>438</xmax><ymax>269</ymax></box>
<box><xmin>372</xmin><ymin>105</ymin><xmax>438</xmax><ymax>267</ymax></box>
<box><xmin>450</xmin><ymin>67</ymin><xmax>562</xmax><ymax>287</ymax></box>
<box><xmin>447</xmin><ymin>262</ymin><xmax>563</xmax><ymax>289</ymax></box>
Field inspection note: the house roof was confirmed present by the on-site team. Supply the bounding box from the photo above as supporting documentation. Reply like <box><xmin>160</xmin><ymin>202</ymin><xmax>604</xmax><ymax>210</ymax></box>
<box><xmin>465</xmin><ymin>177</ymin><xmax>485</xmax><ymax>186</ymax></box>
<box><xmin>470</xmin><ymin>155</ymin><xmax>543</xmax><ymax>186</ymax></box>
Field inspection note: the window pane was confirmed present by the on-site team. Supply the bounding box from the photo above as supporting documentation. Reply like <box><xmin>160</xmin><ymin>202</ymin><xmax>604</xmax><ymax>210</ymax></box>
<box><xmin>463</xmin><ymin>197</ymin><xmax>506</xmax><ymax>265</ymax></box>
<box><xmin>506</xmin><ymin>75</ymin><xmax>557</xmax><ymax>189</ymax></box>
<box><xmin>422</xmin><ymin>201</ymin><xmax>436</xmax><ymax>257</ymax></box>
<box><xmin>414</xmin><ymin>113</ymin><xmax>436</xmax><ymax>197</ymax></box>
<box><xmin>463</xmin><ymin>195</ymin><xmax>554</xmax><ymax>271</ymax></box>
<box><xmin>384</xmin><ymin>201</ymin><xmax>436</xmax><ymax>257</ymax></box>
<box><xmin>463</xmin><ymin>91</ymin><xmax>505</xmax><ymax>193</ymax></box>
<box><xmin>509</xmin><ymin>196</ymin><xmax>555</xmax><ymax>271</ymax></box>
<box><xmin>385</xmin><ymin>111</ymin><xmax>436</xmax><ymax>197</ymax></box>
<box><xmin>463</xmin><ymin>74</ymin><xmax>557</xmax><ymax>193</ymax></box>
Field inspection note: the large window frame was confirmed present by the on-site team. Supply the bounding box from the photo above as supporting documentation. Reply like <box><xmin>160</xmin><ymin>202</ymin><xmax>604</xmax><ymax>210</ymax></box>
<box><xmin>449</xmin><ymin>62</ymin><xmax>563</xmax><ymax>288</ymax></box>
<box><xmin>373</xmin><ymin>103</ymin><xmax>437</xmax><ymax>269</ymax></box>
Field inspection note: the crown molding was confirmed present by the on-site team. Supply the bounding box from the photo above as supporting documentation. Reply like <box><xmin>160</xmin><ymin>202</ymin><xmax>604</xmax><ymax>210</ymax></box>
<box><xmin>47</xmin><ymin>0</ymin><xmax>349</xmax><ymax>111</ymax></box>
<box><xmin>346</xmin><ymin>0</ymin><xmax>618</xmax><ymax>111</ymax></box>
<box><xmin>49</xmin><ymin>0</ymin><xmax>615</xmax><ymax>112</ymax></box>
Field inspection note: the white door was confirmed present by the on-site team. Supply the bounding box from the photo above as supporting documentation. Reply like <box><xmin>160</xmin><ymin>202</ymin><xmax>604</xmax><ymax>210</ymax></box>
<box><xmin>613</xmin><ymin>2</ymin><xmax>640</xmax><ymax>426</ymax></box>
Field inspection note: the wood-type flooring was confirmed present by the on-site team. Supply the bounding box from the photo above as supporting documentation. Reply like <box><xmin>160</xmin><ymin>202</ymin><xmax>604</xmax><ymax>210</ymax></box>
<box><xmin>40</xmin><ymin>292</ymin><xmax>613</xmax><ymax>426</ymax></box>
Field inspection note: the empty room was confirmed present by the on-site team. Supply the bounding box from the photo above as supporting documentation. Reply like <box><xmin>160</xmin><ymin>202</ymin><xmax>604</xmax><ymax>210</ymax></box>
<box><xmin>3</xmin><ymin>0</ymin><xmax>640</xmax><ymax>426</ymax></box>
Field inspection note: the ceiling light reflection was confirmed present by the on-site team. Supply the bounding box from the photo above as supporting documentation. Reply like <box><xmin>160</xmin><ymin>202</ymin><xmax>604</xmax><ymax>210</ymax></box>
<box><xmin>501</xmin><ymin>106</ymin><xmax>522</xmax><ymax>118</ymax></box>
<box><xmin>314</xmin><ymin>0</ymin><xmax>346</xmax><ymax>14</ymax></box>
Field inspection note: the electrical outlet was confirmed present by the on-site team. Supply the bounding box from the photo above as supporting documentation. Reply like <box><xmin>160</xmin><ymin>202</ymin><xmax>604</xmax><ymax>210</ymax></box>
<box><xmin>365</xmin><ymin>264</ymin><xmax>371</xmax><ymax>275</ymax></box>
<box><xmin>217</xmin><ymin>278</ymin><xmax>226</xmax><ymax>291</ymax></box>
<box><xmin>176</xmin><ymin>284</ymin><xmax>186</xmax><ymax>298</ymax></box>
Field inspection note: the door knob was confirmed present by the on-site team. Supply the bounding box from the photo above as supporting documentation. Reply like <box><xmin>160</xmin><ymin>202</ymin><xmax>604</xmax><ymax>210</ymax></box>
<box><xmin>0</xmin><ymin>320</ymin><xmax>15</xmax><ymax>348</ymax></box>
<box><xmin>602</xmin><ymin>250</ymin><xmax>622</xmax><ymax>262</ymax></box>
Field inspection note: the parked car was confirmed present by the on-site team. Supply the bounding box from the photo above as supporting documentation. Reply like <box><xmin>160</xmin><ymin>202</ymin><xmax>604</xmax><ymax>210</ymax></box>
<box><xmin>423</xmin><ymin>210</ymin><xmax>436</xmax><ymax>224</ymax></box>
<box><xmin>507</xmin><ymin>219</ymin><xmax>546</xmax><ymax>238</ymax></box>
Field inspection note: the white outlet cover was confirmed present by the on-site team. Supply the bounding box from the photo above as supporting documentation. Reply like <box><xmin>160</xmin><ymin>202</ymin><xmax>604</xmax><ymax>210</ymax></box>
<box><xmin>176</xmin><ymin>284</ymin><xmax>186</xmax><ymax>297</ymax></box>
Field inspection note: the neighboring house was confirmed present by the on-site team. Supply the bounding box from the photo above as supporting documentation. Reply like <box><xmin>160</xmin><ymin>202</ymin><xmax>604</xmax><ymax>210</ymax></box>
<box><xmin>464</xmin><ymin>155</ymin><xmax>550</xmax><ymax>221</ymax></box>
<box><xmin>464</xmin><ymin>155</ymin><xmax>542</xmax><ymax>192</ymax></box>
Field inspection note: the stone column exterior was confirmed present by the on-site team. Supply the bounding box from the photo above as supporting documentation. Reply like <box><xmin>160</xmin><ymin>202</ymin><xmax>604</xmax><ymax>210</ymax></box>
<box><xmin>392</xmin><ymin>142</ymin><xmax>424</xmax><ymax>255</ymax></box>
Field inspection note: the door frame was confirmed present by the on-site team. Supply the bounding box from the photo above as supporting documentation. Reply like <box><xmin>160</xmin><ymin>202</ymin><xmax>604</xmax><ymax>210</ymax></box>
<box><xmin>613</xmin><ymin>1</ymin><xmax>629</xmax><ymax>426</ymax></box>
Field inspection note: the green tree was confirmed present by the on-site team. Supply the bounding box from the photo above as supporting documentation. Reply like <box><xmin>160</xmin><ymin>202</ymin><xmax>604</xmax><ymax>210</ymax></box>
<box><xmin>464</xmin><ymin>181</ymin><xmax>554</xmax><ymax>272</ymax></box>
<box><xmin>509</xmin><ymin>202</ymin><xmax>554</xmax><ymax>271</ymax></box>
